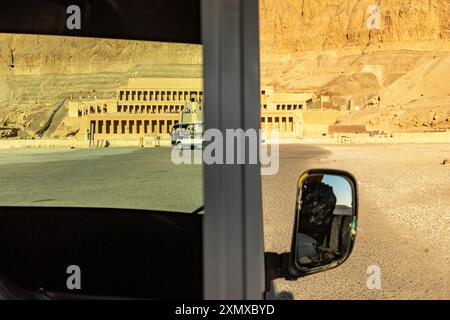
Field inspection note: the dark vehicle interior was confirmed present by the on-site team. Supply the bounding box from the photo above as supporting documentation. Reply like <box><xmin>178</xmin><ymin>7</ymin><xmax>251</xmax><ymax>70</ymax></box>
<box><xmin>0</xmin><ymin>207</ymin><xmax>202</xmax><ymax>299</ymax></box>
<box><xmin>0</xmin><ymin>0</ymin><xmax>203</xmax><ymax>300</ymax></box>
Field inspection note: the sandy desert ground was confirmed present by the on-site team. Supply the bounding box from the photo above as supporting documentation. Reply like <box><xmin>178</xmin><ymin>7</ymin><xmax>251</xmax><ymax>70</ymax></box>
<box><xmin>263</xmin><ymin>143</ymin><xmax>450</xmax><ymax>299</ymax></box>
<box><xmin>0</xmin><ymin>143</ymin><xmax>449</xmax><ymax>299</ymax></box>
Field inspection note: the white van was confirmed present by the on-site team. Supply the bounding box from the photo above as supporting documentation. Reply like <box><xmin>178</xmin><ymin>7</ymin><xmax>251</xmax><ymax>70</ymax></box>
<box><xmin>171</xmin><ymin>121</ymin><xmax>204</xmax><ymax>149</ymax></box>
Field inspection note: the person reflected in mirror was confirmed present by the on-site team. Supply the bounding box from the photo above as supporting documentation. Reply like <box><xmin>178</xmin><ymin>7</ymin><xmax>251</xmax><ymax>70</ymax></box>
<box><xmin>297</xmin><ymin>174</ymin><xmax>337</xmax><ymax>265</ymax></box>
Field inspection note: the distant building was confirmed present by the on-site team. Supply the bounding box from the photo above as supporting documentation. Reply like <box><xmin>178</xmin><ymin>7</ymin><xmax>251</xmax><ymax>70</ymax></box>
<box><xmin>68</xmin><ymin>78</ymin><xmax>203</xmax><ymax>139</ymax></box>
<box><xmin>260</xmin><ymin>86</ymin><xmax>314</xmax><ymax>137</ymax></box>
<box><xmin>67</xmin><ymin>80</ymin><xmax>347</xmax><ymax>142</ymax></box>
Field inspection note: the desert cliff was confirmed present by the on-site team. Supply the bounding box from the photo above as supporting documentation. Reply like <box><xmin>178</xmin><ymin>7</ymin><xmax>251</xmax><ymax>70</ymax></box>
<box><xmin>1</xmin><ymin>0</ymin><xmax>450</xmax><ymax>137</ymax></box>
<box><xmin>260</xmin><ymin>0</ymin><xmax>450</xmax><ymax>132</ymax></box>
<box><xmin>0</xmin><ymin>34</ymin><xmax>202</xmax><ymax>137</ymax></box>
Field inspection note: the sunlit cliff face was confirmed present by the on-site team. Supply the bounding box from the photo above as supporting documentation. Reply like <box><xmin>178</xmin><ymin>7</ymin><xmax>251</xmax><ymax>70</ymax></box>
<box><xmin>1</xmin><ymin>0</ymin><xmax>450</xmax><ymax>135</ymax></box>
<box><xmin>259</xmin><ymin>0</ymin><xmax>450</xmax><ymax>132</ymax></box>
<box><xmin>0</xmin><ymin>34</ymin><xmax>202</xmax><ymax>136</ymax></box>
<box><xmin>260</xmin><ymin>0</ymin><xmax>449</xmax><ymax>54</ymax></box>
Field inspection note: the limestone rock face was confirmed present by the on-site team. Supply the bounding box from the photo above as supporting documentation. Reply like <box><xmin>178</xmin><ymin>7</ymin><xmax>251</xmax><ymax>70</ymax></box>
<box><xmin>1</xmin><ymin>1</ymin><xmax>450</xmax><ymax>137</ymax></box>
<box><xmin>260</xmin><ymin>0</ymin><xmax>450</xmax><ymax>132</ymax></box>
<box><xmin>0</xmin><ymin>34</ymin><xmax>202</xmax><ymax>76</ymax></box>
<box><xmin>260</xmin><ymin>0</ymin><xmax>450</xmax><ymax>54</ymax></box>
<box><xmin>0</xmin><ymin>34</ymin><xmax>202</xmax><ymax>137</ymax></box>
<box><xmin>260</xmin><ymin>0</ymin><xmax>450</xmax><ymax>93</ymax></box>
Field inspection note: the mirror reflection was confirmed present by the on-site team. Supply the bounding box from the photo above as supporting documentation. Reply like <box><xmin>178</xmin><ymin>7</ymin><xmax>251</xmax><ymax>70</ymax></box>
<box><xmin>296</xmin><ymin>173</ymin><xmax>355</xmax><ymax>269</ymax></box>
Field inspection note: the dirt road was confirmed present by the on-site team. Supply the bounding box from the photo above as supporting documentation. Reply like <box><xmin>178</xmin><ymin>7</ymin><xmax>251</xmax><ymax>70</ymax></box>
<box><xmin>263</xmin><ymin>144</ymin><xmax>450</xmax><ymax>299</ymax></box>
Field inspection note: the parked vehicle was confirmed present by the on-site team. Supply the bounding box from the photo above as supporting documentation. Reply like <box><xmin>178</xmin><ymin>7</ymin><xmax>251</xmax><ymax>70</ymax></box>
<box><xmin>171</xmin><ymin>121</ymin><xmax>204</xmax><ymax>149</ymax></box>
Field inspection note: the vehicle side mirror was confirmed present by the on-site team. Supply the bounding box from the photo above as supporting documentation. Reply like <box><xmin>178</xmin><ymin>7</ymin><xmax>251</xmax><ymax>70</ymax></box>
<box><xmin>289</xmin><ymin>169</ymin><xmax>358</xmax><ymax>277</ymax></box>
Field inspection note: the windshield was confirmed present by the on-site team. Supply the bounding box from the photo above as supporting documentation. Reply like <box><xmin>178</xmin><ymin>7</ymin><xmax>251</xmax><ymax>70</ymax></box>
<box><xmin>0</xmin><ymin>33</ymin><xmax>204</xmax><ymax>213</ymax></box>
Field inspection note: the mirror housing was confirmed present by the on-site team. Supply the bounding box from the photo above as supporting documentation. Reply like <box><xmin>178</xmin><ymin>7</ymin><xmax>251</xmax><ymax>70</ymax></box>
<box><xmin>288</xmin><ymin>169</ymin><xmax>358</xmax><ymax>278</ymax></box>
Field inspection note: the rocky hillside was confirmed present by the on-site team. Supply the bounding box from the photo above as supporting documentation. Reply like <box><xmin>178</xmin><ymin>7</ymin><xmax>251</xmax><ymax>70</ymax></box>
<box><xmin>1</xmin><ymin>1</ymin><xmax>450</xmax><ymax>137</ymax></box>
<box><xmin>260</xmin><ymin>0</ymin><xmax>450</xmax><ymax>132</ymax></box>
<box><xmin>260</xmin><ymin>0</ymin><xmax>450</xmax><ymax>54</ymax></box>
<box><xmin>0</xmin><ymin>34</ymin><xmax>202</xmax><ymax>137</ymax></box>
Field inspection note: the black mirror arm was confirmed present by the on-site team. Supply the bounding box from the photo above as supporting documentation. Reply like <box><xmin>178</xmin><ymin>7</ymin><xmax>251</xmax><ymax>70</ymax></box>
<box><xmin>264</xmin><ymin>252</ymin><xmax>298</xmax><ymax>292</ymax></box>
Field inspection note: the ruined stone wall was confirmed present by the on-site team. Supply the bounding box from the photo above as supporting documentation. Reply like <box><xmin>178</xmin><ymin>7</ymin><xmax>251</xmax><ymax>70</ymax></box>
<box><xmin>300</xmin><ymin>110</ymin><xmax>346</xmax><ymax>136</ymax></box>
